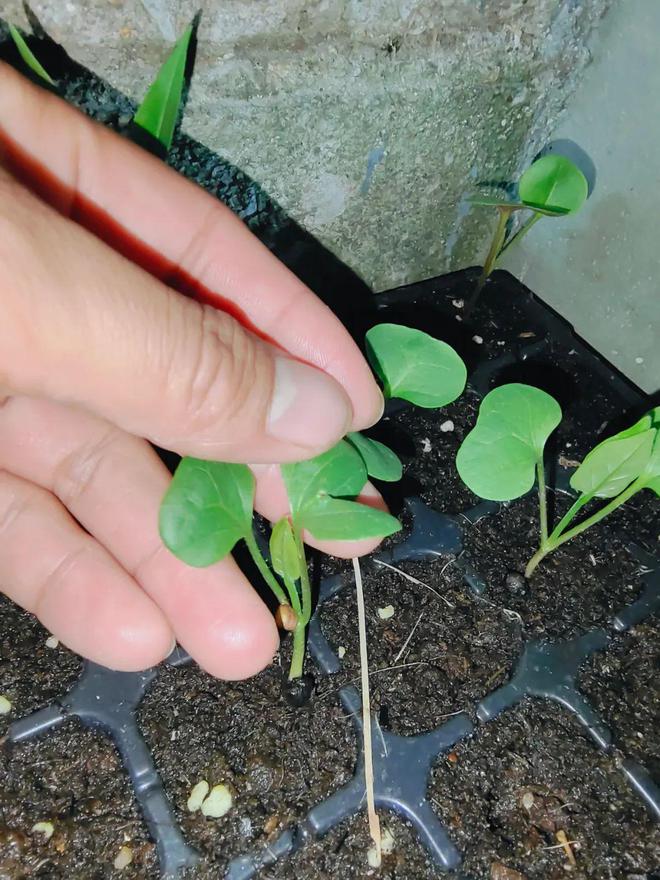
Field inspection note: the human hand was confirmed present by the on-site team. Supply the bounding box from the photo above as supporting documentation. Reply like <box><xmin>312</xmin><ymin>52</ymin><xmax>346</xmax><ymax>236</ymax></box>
<box><xmin>0</xmin><ymin>63</ymin><xmax>385</xmax><ymax>679</ymax></box>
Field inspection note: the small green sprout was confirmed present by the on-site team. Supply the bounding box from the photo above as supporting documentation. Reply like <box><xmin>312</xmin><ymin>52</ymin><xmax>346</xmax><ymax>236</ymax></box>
<box><xmin>133</xmin><ymin>19</ymin><xmax>195</xmax><ymax>152</ymax></box>
<box><xmin>8</xmin><ymin>23</ymin><xmax>54</xmax><ymax>85</ymax></box>
<box><xmin>160</xmin><ymin>324</ymin><xmax>467</xmax><ymax>683</ymax></box>
<box><xmin>468</xmin><ymin>155</ymin><xmax>588</xmax><ymax>308</ymax></box>
<box><xmin>456</xmin><ymin>385</ymin><xmax>660</xmax><ymax>578</ymax></box>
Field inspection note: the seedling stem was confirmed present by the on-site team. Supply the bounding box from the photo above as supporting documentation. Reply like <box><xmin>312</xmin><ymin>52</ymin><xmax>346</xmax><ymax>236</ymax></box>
<box><xmin>294</xmin><ymin>529</ymin><xmax>313</xmax><ymax>625</ymax></box>
<box><xmin>466</xmin><ymin>206</ymin><xmax>512</xmax><ymax>313</ymax></box>
<box><xmin>536</xmin><ymin>460</ymin><xmax>549</xmax><ymax>545</ymax></box>
<box><xmin>498</xmin><ymin>211</ymin><xmax>541</xmax><ymax>257</ymax></box>
<box><xmin>525</xmin><ymin>476</ymin><xmax>643</xmax><ymax>578</ymax></box>
<box><xmin>244</xmin><ymin>531</ymin><xmax>289</xmax><ymax>607</ymax></box>
<box><xmin>482</xmin><ymin>206</ymin><xmax>512</xmax><ymax>281</ymax></box>
<box><xmin>289</xmin><ymin>623</ymin><xmax>307</xmax><ymax>681</ymax></box>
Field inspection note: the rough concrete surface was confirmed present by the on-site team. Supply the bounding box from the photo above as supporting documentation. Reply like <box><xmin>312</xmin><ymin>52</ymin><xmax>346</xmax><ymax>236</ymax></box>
<box><xmin>3</xmin><ymin>0</ymin><xmax>608</xmax><ymax>291</ymax></box>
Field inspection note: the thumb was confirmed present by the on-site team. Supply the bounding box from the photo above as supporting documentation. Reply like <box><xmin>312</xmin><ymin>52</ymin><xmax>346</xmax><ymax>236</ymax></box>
<box><xmin>0</xmin><ymin>170</ymin><xmax>353</xmax><ymax>462</ymax></box>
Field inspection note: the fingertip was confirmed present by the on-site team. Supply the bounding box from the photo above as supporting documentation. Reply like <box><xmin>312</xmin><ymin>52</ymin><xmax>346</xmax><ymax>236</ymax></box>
<box><xmin>50</xmin><ymin>598</ymin><xmax>175</xmax><ymax>673</ymax></box>
<box><xmin>32</xmin><ymin>555</ymin><xmax>175</xmax><ymax>673</ymax></box>
<box><xmin>316</xmin><ymin>534</ymin><xmax>384</xmax><ymax>560</ymax></box>
<box><xmin>351</xmin><ymin>384</ymin><xmax>385</xmax><ymax>432</ymax></box>
<box><xmin>189</xmin><ymin>601</ymin><xmax>279</xmax><ymax>681</ymax></box>
<box><xmin>112</xmin><ymin>621</ymin><xmax>177</xmax><ymax>671</ymax></box>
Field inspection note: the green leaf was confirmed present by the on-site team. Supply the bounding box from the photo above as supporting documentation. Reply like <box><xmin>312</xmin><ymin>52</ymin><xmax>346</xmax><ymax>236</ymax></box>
<box><xmin>518</xmin><ymin>155</ymin><xmax>588</xmax><ymax>215</ymax></box>
<box><xmin>643</xmin><ymin>448</ymin><xmax>660</xmax><ymax>495</ymax></box>
<box><xmin>301</xmin><ymin>497</ymin><xmax>401</xmax><ymax>541</ymax></box>
<box><xmin>282</xmin><ymin>440</ymin><xmax>399</xmax><ymax>540</ymax></box>
<box><xmin>638</xmin><ymin>408</ymin><xmax>660</xmax><ymax>496</ymax></box>
<box><xmin>456</xmin><ymin>383</ymin><xmax>562</xmax><ymax>501</ymax></box>
<box><xmin>365</xmin><ymin>324</ymin><xmax>467</xmax><ymax>408</ymax></box>
<box><xmin>133</xmin><ymin>21</ymin><xmax>193</xmax><ymax>151</ymax></box>
<box><xmin>346</xmin><ymin>432</ymin><xmax>403</xmax><ymax>482</ymax></box>
<box><xmin>9</xmin><ymin>24</ymin><xmax>55</xmax><ymax>85</ymax></box>
<box><xmin>269</xmin><ymin>517</ymin><xmax>300</xmax><ymax>581</ymax></box>
<box><xmin>281</xmin><ymin>440</ymin><xmax>367</xmax><ymax>525</ymax></box>
<box><xmin>159</xmin><ymin>458</ymin><xmax>254</xmax><ymax>566</ymax></box>
<box><xmin>570</xmin><ymin>414</ymin><xmax>656</xmax><ymax>499</ymax></box>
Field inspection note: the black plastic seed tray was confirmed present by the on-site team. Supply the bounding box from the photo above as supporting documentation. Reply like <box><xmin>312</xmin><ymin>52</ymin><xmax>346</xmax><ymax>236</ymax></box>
<box><xmin>6</xmin><ymin>271</ymin><xmax>659</xmax><ymax>878</ymax></box>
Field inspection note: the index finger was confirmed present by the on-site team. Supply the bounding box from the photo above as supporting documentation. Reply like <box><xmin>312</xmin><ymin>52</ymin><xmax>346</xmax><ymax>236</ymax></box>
<box><xmin>0</xmin><ymin>63</ymin><xmax>382</xmax><ymax>430</ymax></box>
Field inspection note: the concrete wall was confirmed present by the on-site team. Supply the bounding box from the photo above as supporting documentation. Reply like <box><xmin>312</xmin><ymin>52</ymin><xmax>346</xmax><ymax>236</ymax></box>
<box><xmin>3</xmin><ymin>0</ymin><xmax>607</xmax><ymax>292</ymax></box>
<box><xmin>501</xmin><ymin>0</ymin><xmax>658</xmax><ymax>394</ymax></box>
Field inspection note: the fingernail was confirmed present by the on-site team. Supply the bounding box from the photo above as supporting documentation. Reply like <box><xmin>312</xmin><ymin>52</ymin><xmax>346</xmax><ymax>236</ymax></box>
<box><xmin>268</xmin><ymin>357</ymin><xmax>352</xmax><ymax>449</ymax></box>
<box><xmin>372</xmin><ymin>387</ymin><xmax>385</xmax><ymax>424</ymax></box>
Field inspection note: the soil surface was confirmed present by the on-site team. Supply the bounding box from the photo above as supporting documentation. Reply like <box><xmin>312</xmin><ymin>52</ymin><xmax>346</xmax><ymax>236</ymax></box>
<box><xmin>0</xmin><ymin>42</ymin><xmax>658</xmax><ymax>880</ymax></box>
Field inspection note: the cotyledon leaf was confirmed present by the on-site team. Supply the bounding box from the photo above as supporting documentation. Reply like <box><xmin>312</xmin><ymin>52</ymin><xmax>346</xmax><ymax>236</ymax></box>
<box><xmin>159</xmin><ymin>458</ymin><xmax>254</xmax><ymax>567</ymax></box>
<box><xmin>281</xmin><ymin>440</ymin><xmax>400</xmax><ymax>540</ymax></box>
<box><xmin>456</xmin><ymin>383</ymin><xmax>562</xmax><ymax>502</ymax></box>
<box><xmin>365</xmin><ymin>324</ymin><xmax>467</xmax><ymax>408</ymax></box>
<box><xmin>301</xmin><ymin>497</ymin><xmax>401</xmax><ymax>541</ymax></box>
<box><xmin>637</xmin><ymin>407</ymin><xmax>660</xmax><ymax>496</ymax></box>
<box><xmin>518</xmin><ymin>155</ymin><xmax>588</xmax><ymax>215</ymax></box>
<box><xmin>281</xmin><ymin>440</ymin><xmax>367</xmax><ymax>525</ymax></box>
<box><xmin>469</xmin><ymin>194</ymin><xmax>568</xmax><ymax>216</ymax></box>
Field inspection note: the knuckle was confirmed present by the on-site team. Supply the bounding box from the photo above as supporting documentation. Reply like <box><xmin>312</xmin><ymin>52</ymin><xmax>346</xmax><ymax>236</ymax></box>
<box><xmin>0</xmin><ymin>470</ymin><xmax>31</xmax><ymax>539</ymax></box>
<box><xmin>53</xmin><ymin>426</ymin><xmax>120</xmax><ymax>509</ymax></box>
<box><xmin>176</xmin><ymin>304</ymin><xmax>266</xmax><ymax>437</ymax></box>
<box><xmin>130</xmin><ymin>540</ymin><xmax>165</xmax><ymax>583</ymax></box>
<box><xmin>34</xmin><ymin>545</ymin><xmax>87</xmax><ymax>618</ymax></box>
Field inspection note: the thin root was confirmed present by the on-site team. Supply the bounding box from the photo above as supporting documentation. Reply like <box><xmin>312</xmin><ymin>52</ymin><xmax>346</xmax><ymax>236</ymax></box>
<box><xmin>393</xmin><ymin>612</ymin><xmax>425</xmax><ymax>664</ymax></box>
<box><xmin>374</xmin><ymin>559</ymin><xmax>454</xmax><ymax>608</ymax></box>
<box><xmin>353</xmin><ymin>557</ymin><xmax>381</xmax><ymax>865</ymax></box>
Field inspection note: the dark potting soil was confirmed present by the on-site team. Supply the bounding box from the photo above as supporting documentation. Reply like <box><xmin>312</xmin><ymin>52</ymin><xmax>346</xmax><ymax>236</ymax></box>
<box><xmin>136</xmin><ymin>661</ymin><xmax>357</xmax><ymax>878</ymax></box>
<box><xmin>381</xmin><ymin>390</ymin><xmax>482</xmax><ymax>516</ymax></box>
<box><xmin>0</xmin><ymin>599</ymin><xmax>158</xmax><ymax>879</ymax></box>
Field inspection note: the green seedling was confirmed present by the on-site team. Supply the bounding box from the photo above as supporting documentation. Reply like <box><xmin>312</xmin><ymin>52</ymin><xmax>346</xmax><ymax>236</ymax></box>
<box><xmin>160</xmin><ymin>324</ymin><xmax>467</xmax><ymax>681</ymax></box>
<box><xmin>468</xmin><ymin>155</ymin><xmax>588</xmax><ymax>308</ymax></box>
<box><xmin>7</xmin><ymin>14</ymin><xmax>192</xmax><ymax>153</ymax></box>
<box><xmin>133</xmin><ymin>19</ymin><xmax>194</xmax><ymax>152</ymax></box>
<box><xmin>8</xmin><ymin>22</ymin><xmax>54</xmax><ymax>85</ymax></box>
<box><xmin>456</xmin><ymin>384</ymin><xmax>660</xmax><ymax>578</ymax></box>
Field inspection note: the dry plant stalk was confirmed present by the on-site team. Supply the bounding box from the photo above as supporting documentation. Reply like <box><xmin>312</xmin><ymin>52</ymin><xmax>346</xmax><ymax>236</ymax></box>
<box><xmin>353</xmin><ymin>556</ymin><xmax>381</xmax><ymax>865</ymax></box>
